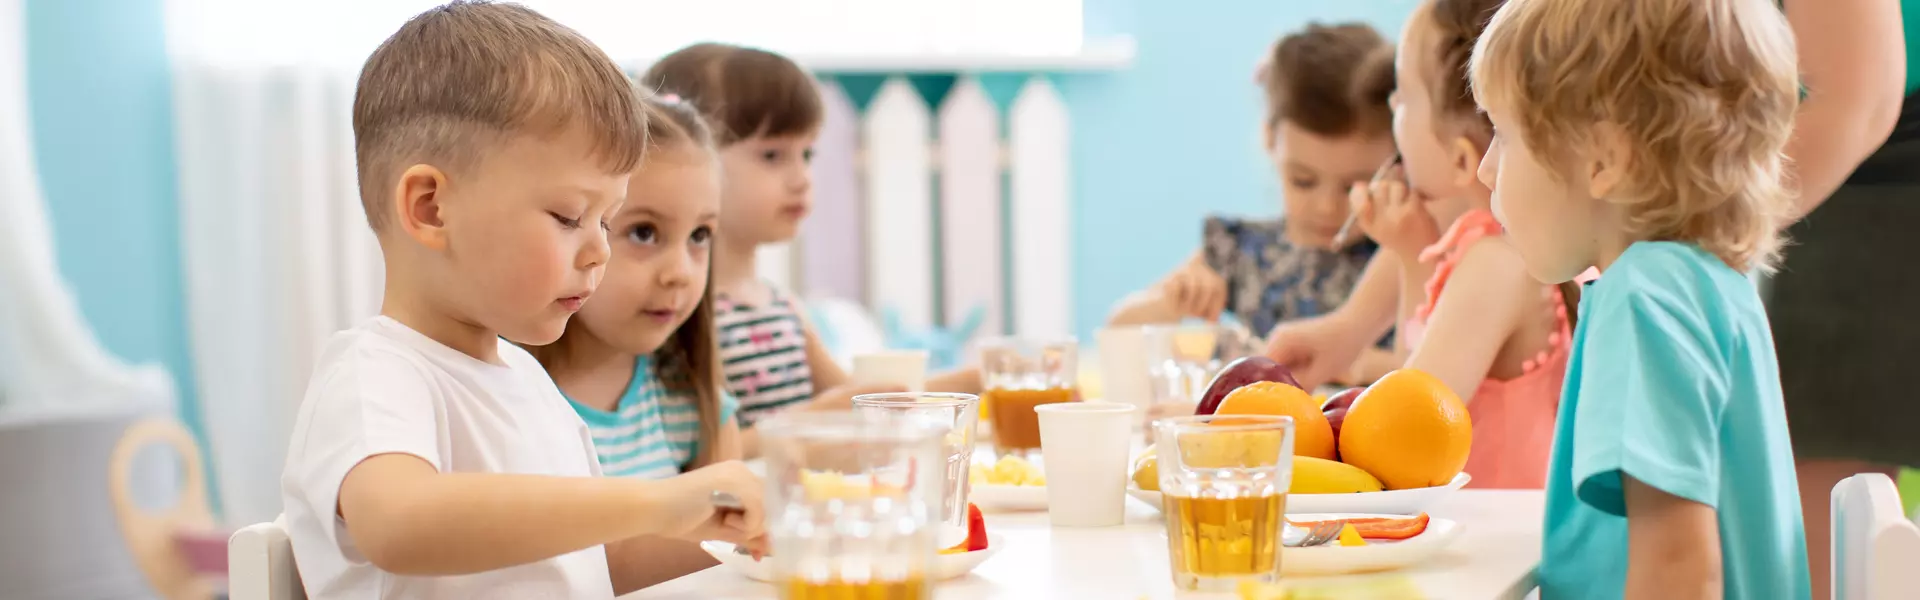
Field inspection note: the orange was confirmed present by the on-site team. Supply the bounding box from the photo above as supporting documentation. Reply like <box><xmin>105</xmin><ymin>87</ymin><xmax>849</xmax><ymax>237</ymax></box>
<box><xmin>1337</xmin><ymin>369</ymin><xmax>1472</xmax><ymax>490</ymax></box>
<box><xmin>1214</xmin><ymin>381</ymin><xmax>1338</xmax><ymax>460</ymax></box>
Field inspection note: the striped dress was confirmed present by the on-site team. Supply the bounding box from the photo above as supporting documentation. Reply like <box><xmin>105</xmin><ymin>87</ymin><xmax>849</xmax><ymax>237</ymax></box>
<box><xmin>566</xmin><ymin>355</ymin><xmax>737</xmax><ymax>479</ymax></box>
<box><xmin>715</xmin><ymin>286</ymin><xmax>815</xmax><ymax>427</ymax></box>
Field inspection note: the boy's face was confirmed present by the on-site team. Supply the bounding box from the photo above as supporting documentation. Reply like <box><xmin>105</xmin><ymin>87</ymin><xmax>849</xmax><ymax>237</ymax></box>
<box><xmin>430</xmin><ymin>128</ymin><xmax>626</xmax><ymax>345</ymax></box>
<box><xmin>1268</xmin><ymin>122</ymin><xmax>1396</xmax><ymax>250</ymax></box>
<box><xmin>1478</xmin><ymin>106</ymin><xmax>1592</xmax><ymax>284</ymax></box>
<box><xmin>575</xmin><ymin>147</ymin><xmax>721</xmax><ymax>354</ymax></box>
<box><xmin>718</xmin><ymin>132</ymin><xmax>817</xmax><ymax>246</ymax></box>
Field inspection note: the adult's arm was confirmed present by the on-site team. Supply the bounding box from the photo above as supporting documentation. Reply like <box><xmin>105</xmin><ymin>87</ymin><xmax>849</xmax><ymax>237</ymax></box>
<box><xmin>1783</xmin><ymin>0</ymin><xmax>1906</xmax><ymax>220</ymax></box>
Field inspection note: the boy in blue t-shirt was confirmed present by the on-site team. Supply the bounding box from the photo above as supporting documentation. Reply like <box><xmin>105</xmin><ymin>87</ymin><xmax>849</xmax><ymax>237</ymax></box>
<box><xmin>1466</xmin><ymin>0</ymin><xmax>1809</xmax><ymax>597</ymax></box>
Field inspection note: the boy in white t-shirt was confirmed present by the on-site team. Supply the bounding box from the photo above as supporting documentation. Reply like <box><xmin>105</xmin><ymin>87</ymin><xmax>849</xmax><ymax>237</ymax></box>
<box><xmin>279</xmin><ymin>3</ymin><xmax>766</xmax><ymax>599</ymax></box>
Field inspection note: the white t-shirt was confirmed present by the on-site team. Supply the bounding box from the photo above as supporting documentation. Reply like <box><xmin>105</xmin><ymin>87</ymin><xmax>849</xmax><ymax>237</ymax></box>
<box><xmin>281</xmin><ymin>316</ymin><xmax>613</xmax><ymax>600</ymax></box>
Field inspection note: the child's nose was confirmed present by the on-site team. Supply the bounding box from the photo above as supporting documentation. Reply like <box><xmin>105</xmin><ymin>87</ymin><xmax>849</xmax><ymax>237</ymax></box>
<box><xmin>658</xmin><ymin>251</ymin><xmax>694</xmax><ymax>286</ymax></box>
<box><xmin>579</xmin><ymin>230</ymin><xmax>610</xmax><ymax>270</ymax></box>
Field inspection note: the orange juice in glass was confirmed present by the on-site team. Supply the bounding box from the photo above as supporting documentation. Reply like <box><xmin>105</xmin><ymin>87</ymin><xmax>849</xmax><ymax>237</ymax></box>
<box><xmin>1155</xmin><ymin>414</ymin><xmax>1295</xmax><ymax>592</ymax></box>
<box><xmin>978</xmin><ymin>337</ymin><xmax>1078</xmax><ymax>458</ymax></box>
<box><xmin>760</xmin><ymin>411</ymin><xmax>944</xmax><ymax>599</ymax></box>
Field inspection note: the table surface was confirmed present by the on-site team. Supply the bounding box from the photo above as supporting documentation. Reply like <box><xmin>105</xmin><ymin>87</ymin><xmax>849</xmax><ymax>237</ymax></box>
<box><xmin>624</xmin><ymin>490</ymin><xmax>1545</xmax><ymax>600</ymax></box>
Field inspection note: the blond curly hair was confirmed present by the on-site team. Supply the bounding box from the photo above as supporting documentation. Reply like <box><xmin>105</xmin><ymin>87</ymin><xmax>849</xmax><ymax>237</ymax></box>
<box><xmin>1468</xmin><ymin>0</ymin><xmax>1800</xmax><ymax>271</ymax></box>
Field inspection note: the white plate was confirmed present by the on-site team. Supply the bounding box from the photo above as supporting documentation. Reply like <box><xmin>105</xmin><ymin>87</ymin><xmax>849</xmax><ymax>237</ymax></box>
<box><xmin>699</xmin><ymin>533</ymin><xmax>1006</xmax><ymax>582</ymax></box>
<box><xmin>1281</xmin><ymin>513</ymin><xmax>1460</xmax><ymax>576</ymax></box>
<box><xmin>969</xmin><ymin>484</ymin><xmax>1049</xmax><ymax>511</ymax></box>
<box><xmin>1126</xmin><ymin>472</ymin><xmax>1471</xmax><ymax>515</ymax></box>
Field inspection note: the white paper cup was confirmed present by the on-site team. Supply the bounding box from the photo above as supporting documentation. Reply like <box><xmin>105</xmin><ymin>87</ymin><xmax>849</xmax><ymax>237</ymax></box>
<box><xmin>1035</xmin><ymin>402</ymin><xmax>1136</xmax><ymax>527</ymax></box>
<box><xmin>1095</xmin><ymin>327</ymin><xmax>1151</xmax><ymax>411</ymax></box>
<box><xmin>852</xmin><ymin>350</ymin><xmax>929</xmax><ymax>391</ymax></box>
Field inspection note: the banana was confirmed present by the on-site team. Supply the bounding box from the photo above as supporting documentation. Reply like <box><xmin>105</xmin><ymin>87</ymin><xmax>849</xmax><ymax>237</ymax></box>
<box><xmin>1291</xmin><ymin>456</ymin><xmax>1385</xmax><ymax>494</ymax></box>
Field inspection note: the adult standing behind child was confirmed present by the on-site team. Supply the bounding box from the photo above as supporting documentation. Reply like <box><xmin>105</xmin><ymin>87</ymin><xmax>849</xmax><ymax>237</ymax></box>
<box><xmin>527</xmin><ymin>96</ymin><xmax>745</xmax><ymax>592</ymax></box>
<box><xmin>1472</xmin><ymin>0</ymin><xmax>1808</xmax><ymax>596</ymax></box>
<box><xmin>1108</xmin><ymin>23</ymin><xmax>1401</xmax><ymax>384</ymax></box>
<box><xmin>640</xmin><ymin>44</ymin><xmax>977</xmax><ymax>456</ymax></box>
<box><xmin>280</xmin><ymin>4</ymin><xmax>765</xmax><ymax>599</ymax></box>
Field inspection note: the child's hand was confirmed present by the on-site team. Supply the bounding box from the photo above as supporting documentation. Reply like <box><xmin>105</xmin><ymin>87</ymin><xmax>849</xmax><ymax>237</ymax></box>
<box><xmin>1350</xmin><ymin>171</ymin><xmax>1441</xmax><ymax>261</ymax></box>
<box><xmin>659</xmin><ymin>461</ymin><xmax>767</xmax><ymax>546</ymax></box>
<box><xmin>1156</xmin><ymin>254</ymin><xmax>1227</xmax><ymax>322</ymax></box>
<box><xmin>806</xmin><ymin>382</ymin><xmax>909</xmax><ymax>412</ymax></box>
<box><xmin>1264</xmin><ymin>315</ymin><xmax>1366</xmax><ymax>390</ymax></box>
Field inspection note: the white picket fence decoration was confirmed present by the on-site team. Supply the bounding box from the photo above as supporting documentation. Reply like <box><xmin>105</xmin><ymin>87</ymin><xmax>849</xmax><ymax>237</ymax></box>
<box><xmin>781</xmin><ymin>74</ymin><xmax>1072</xmax><ymax>341</ymax></box>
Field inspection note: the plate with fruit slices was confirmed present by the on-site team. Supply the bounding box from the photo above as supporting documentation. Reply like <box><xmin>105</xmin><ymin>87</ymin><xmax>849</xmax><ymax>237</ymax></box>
<box><xmin>701</xmin><ymin>503</ymin><xmax>1004</xmax><ymax>582</ymax></box>
<box><xmin>1280</xmin><ymin>512</ymin><xmax>1461</xmax><ymax>576</ymax></box>
<box><xmin>967</xmin><ymin>455</ymin><xmax>1049</xmax><ymax>511</ymax></box>
<box><xmin>1131</xmin><ymin>358</ymin><xmax>1474</xmax><ymax>515</ymax></box>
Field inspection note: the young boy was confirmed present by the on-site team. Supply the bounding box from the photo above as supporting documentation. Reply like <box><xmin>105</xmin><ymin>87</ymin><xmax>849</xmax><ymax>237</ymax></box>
<box><xmin>280</xmin><ymin>3</ymin><xmax>764</xmax><ymax>598</ymax></box>
<box><xmin>1468</xmin><ymin>0</ymin><xmax>1808</xmax><ymax>598</ymax></box>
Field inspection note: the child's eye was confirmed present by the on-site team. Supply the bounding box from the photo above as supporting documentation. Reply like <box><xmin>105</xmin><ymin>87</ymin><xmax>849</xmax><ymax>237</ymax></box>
<box><xmin>761</xmin><ymin>149</ymin><xmax>781</xmax><ymax>162</ymax></box>
<box><xmin>627</xmin><ymin>224</ymin><xmax>658</xmax><ymax>245</ymax></box>
<box><xmin>801</xmin><ymin>148</ymin><xmax>815</xmax><ymax>163</ymax></box>
<box><xmin>690</xmin><ymin>225</ymin><xmax>713</xmax><ymax>246</ymax></box>
<box><xmin>549</xmin><ymin>212</ymin><xmax>581</xmax><ymax>229</ymax></box>
<box><xmin>1288</xmin><ymin>177</ymin><xmax>1317</xmax><ymax>190</ymax></box>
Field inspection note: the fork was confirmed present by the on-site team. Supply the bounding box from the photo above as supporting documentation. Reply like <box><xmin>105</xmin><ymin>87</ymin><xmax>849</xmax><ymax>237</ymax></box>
<box><xmin>1283</xmin><ymin>520</ymin><xmax>1346</xmax><ymax>548</ymax></box>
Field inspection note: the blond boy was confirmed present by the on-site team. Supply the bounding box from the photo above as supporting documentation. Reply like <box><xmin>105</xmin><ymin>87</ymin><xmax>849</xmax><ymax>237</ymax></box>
<box><xmin>281</xmin><ymin>3</ymin><xmax>763</xmax><ymax>598</ymax></box>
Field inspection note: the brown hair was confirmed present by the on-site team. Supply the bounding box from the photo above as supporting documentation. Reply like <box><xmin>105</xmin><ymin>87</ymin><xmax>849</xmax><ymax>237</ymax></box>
<box><xmin>1424</xmin><ymin>0</ymin><xmax>1506</xmax><ymax>146</ymax></box>
<box><xmin>351</xmin><ymin>0</ymin><xmax>646</xmax><ymax>230</ymax></box>
<box><xmin>1470</xmin><ymin>0</ymin><xmax>1798</xmax><ymax>271</ymax></box>
<box><xmin>530</xmin><ymin>94</ymin><xmax>733</xmax><ymax>466</ymax></box>
<box><xmin>640</xmin><ymin>43</ymin><xmax>823</xmax><ymax>145</ymax></box>
<box><xmin>1261</xmin><ymin>23</ymin><xmax>1395</xmax><ymax>139</ymax></box>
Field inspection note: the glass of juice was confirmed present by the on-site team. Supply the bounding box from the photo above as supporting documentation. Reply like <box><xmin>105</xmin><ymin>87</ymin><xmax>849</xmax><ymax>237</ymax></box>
<box><xmin>759</xmin><ymin>411</ymin><xmax>945</xmax><ymax>599</ymax></box>
<box><xmin>851</xmin><ymin>392</ymin><xmax>979</xmax><ymax>548</ymax></box>
<box><xmin>977</xmin><ymin>336</ymin><xmax>1079</xmax><ymax>458</ymax></box>
<box><xmin>1154</xmin><ymin>414</ymin><xmax>1296</xmax><ymax>592</ymax></box>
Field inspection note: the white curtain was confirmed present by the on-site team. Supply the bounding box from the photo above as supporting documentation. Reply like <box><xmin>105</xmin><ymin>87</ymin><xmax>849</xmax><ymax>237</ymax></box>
<box><xmin>0</xmin><ymin>0</ymin><xmax>174</xmax><ymax>418</ymax></box>
<box><xmin>173</xmin><ymin>64</ymin><xmax>382</xmax><ymax>525</ymax></box>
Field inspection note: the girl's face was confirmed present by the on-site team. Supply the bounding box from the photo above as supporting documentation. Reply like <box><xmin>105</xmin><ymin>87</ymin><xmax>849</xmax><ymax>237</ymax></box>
<box><xmin>574</xmin><ymin>146</ymin><xmax>722</xmax><ymax>354</ymax></box>
<box><xmin>1392</xmin><ymin>7</ymin><xmax>1482</xmax><ymax>221</ymax></box>
<box><xmin>718</xmin><ymin>133</ymin><xmax>817</xmax><ymax>246</ymax></box>
<box><xmin>1478</xmin><ymin>105</ymin><xmax>1594</xmax><ymax>283</ymax></box>
<box><xmin>1270</xmin><ymin>121</ymin><xmax>1396</xmax><ymax>250</ymax></box>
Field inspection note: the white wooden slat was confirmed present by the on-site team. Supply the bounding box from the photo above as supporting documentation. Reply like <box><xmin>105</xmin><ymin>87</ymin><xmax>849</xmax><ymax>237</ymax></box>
<box><xmin>756</xmin><ymin>242</ymin><xmax>797</xmax><ymax>293</ymax></box>
<box><xmin>1008</xmin><ymin>76</ymin><xmax>1073</xmax><ymax>339</ymax></box>
<box><xmin>862</xmin><ymin>77</ymin><xmax>937</xmax><ymax>330</ymax></box>
<box><xmin>801</xmin><ymin>78</ymin><xmax>865</xmax><ymax>303</ymax></box>
<box><xmin>937</xmin><ymin>77</ymin><xmax>1004</xmax><ymax>336</ymax></box>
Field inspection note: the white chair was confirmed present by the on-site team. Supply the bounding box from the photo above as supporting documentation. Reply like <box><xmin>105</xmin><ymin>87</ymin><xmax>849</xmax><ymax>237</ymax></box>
<box><xmin>1832</xmin><ymin>473</ymin><xmax>1920</xmax><ymax>600</ymax></box>
<box><xmin>228</xmin><ymin>516</ymin><xmax>306</xmax><ymax>600</ymax></box>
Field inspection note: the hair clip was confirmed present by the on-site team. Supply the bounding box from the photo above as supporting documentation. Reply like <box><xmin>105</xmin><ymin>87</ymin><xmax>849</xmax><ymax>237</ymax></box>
<box><xmin>659</xmin><ymin>93</ymin><xmax>682</xmax><ymax>104</ymax></box>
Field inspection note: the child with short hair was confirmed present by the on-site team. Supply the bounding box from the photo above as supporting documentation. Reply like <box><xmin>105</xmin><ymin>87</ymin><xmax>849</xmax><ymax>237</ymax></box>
<box><xmin>1109</xmin><ymin>23</ymin><xmax>1397</xmax><ymax>355</ymax></box>
<box><xmin>280</xmin><ymin>4</ymin><xmax>764</xmax><ymax>598</ymax></box>
<box><xmin>527</xmin><ymin>95</ymin><xmax>741</xmax><ymax>591</ymax></box>
<box><xmin>639</xmin><ymin>43</ymin><xmax>972</xmax><ymax>454</ymax></box>
<box><xmin>1470</xmin><ymin>0</ymin><xmax>1807</xmax><ymax>596</ymax></box>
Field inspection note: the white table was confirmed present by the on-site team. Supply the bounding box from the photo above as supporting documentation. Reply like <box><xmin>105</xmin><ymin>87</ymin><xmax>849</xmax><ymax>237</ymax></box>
<box><xmin>625</xmin><ymin>490</ymin><xmax>1545</xmax><ymax>599</ymax></box>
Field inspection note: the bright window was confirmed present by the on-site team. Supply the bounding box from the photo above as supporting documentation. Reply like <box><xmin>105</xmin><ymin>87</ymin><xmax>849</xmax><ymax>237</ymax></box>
<box><xmin>164</xmin><ymin>0</ymin><xmax>1085</xmax><ymax>66</ymax></box>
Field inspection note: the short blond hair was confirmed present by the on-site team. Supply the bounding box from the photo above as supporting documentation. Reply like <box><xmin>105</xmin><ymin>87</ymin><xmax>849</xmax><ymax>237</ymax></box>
<box><xmin>353</xmin><ymin>1</ymin><xmax>647</xmax><ymax>230</ymax></box>
<box><xmin>1469</xmin><ymin>0</ymin><xmax>1800</xmax><ymax>270</ymax></box>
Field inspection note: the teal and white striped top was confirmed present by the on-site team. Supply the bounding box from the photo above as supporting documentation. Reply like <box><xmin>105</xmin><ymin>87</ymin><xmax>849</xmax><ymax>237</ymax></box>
<box><xmin>566</xmin><ymin>355</ymin><xmax>737</xmax><ymax>479</ymax></box>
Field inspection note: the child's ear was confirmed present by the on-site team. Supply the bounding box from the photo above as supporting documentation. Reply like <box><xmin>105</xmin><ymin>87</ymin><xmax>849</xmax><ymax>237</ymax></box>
<box><xmin>393</xmin><ymin>164</ymin><xmax>452</xmax><ymax>250</ymax></box>
<box><xmin>1586</xmin><ymin>124</ymin><xmax>1630</xmax><ymax>199</ymax></box>
<box><xmin>1448</xmin><ymin>135</ymin><xmax>1487</xmax><ymax>188</ymax></box>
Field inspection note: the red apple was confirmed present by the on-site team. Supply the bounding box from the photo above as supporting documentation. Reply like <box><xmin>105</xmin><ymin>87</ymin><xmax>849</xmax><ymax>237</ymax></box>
<box><xmin>1321</xmin><ymin>387</ymin><xmax>1363</xmax><ymax>437</ymax></box>
<box><xmin>1194</xmin><ymin>356</ymin><xmax>1302</xmax><ymax>415</ymax></box>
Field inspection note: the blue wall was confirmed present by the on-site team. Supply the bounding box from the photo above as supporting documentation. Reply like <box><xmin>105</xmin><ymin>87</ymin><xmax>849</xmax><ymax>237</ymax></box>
<box><xmin>1060</xmin><ymin>0</ymin><xmax>1419</xmax><ymax>339</ymax></box>
<box><xmin>24</xmin><ymin>0</ymin><xmax>202</xmax><ymax>433</ymax></box>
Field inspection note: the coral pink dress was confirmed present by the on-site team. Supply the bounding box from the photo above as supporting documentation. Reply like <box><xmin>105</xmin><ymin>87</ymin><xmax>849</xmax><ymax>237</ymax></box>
<box><xmin>1400</xmin><ymin>209</ymin><xmax>1567</xmax><ymax>490</ymax></box>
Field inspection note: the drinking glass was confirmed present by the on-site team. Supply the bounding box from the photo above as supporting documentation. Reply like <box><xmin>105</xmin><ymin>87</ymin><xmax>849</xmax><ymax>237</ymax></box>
<box><xmin>759</xmin><ymin>411</ymin><xmax>945</xmax><ymax>599</ymax></box>
<box><xmin>851</xmin><ymin>392</ymin><xmax>978</xmax><ymax>547</ymax></box>
<box><xmin>1154</xmin><ymin>414</ymin><xmax>1296</xmax><ymax>592</ymax></box>
<box><xmin>1143</xmin><ymin>322</ymin><xmax>1264</xmax><ymax>409</ymax></box>
<box><xmin>977</xmin><ymin>336</ymin><xmax>1078</xmax><ymax>458</ymax></box>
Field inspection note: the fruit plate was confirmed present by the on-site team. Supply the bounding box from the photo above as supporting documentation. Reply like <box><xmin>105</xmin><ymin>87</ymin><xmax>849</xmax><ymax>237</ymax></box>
<box><xmin>700</xmin><ymin>533</ymin><xmax>1006</xmax><ymax>582</ymax></box>
<box><xmin>1282</xmin><ymin>514</ymin><xmax>1461</xmax><ymax>576</ymax></box>
<box><xmin>1289</xmin><ymin>473</ymin><xmax>1471</xmax><ymax>514</ymax></box>
<box><xmin>970</xmin><ymin>484</ymin><xmax>1049</xmax><ymax>511</ymax></box>
<box><xmin>1125</xmin><ymin>472</ymin><xmax>1470</xmax><ymax>515</ymax></box>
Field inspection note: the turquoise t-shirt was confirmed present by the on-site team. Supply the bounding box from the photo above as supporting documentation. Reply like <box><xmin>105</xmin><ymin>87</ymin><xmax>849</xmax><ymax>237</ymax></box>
<box><xmin>567</xmin><ymin>355</ymin><xmax>740</xmax><ymax>479</ymax></box>
<box><xmin>1539</xmin><ymin>242</ymin><xmax>1808</xmax><ymax>600</ymax></box>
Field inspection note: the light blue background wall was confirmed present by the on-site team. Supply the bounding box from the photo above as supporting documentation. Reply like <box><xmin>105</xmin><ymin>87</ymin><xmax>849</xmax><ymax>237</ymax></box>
<box><xmin>24</xmin><ymin>0</ymin><xmax>204</xmax><ymax>439</ymax></box>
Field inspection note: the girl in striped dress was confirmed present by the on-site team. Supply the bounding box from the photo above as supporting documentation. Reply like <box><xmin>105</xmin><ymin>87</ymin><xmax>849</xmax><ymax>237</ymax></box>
<box><xmin>528</xmin><ymin>96</ymin><xmax>744</xmax><ymax>589</ymax></box>
<box><xmin>642</xmin><ymin>44</ymin><xmax>979</xmax><ymax>456</ymax></box>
